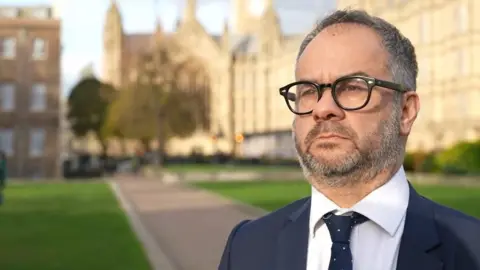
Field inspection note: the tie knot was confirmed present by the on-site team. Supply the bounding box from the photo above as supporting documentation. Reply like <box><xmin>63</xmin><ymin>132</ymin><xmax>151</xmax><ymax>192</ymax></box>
<box><xmin>322</xmin><ymin>212</ymin><xmax>368</xmax><ymax>243</ymax></box>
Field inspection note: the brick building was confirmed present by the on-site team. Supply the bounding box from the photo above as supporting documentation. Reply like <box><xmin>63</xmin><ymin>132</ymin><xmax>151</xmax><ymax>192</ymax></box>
<box><xmin>0</xmin><ymin>6</ymin><xmax>61</xmax><ymax>178</ymax></box>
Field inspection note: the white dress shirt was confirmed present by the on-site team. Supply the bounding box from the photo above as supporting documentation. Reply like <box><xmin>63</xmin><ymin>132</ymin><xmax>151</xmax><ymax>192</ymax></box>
<box><xmin>306</xmin><ymin>166</ymin><xmax>410</xmax><ymax>270</ymax></box>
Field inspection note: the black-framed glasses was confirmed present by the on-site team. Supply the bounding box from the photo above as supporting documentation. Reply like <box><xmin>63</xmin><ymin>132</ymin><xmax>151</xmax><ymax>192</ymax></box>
<box><xmin>278</xmin><ymin>75</ymin><xmax>409</xmax><ymax>115</ymax></box>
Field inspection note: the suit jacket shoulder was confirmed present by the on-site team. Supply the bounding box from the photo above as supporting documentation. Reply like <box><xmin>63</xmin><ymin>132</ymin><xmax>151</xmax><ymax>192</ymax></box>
<box><xmin>400</xmin><ymin>190</ymin><xmax>480</xmax><ymax>270</ymax></box>
<box><xmin>218</xmin><ymin>197</ymin><xmax>310</xmax><ymax>270</ymax></box>
<box><xmin>427</xmin><ymin>195</ymin><xmax>480</xmax><ymax>268</ymax></box>
<box><xmin>430</xmin><ymin>194</ymin><xmax>480</xmax><ymax>231</ymax></box>
<box><xmin>219</xmin><ymin>184</ymin><xmax>480</xmax><ymax>270</ymax></box>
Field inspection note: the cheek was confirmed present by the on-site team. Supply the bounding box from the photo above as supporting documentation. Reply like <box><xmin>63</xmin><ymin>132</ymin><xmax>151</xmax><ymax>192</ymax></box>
<box><xmin>366</xmin><ymin>90</ymin><xmax>396</xmax><ymax>113</ymax></box>
<box><xmin>294</xmin><ymin>119</ymin><xmax>312</xmax><ymax>145</ymax></box>
<box><xmin>364</xmin><ymin>91</ymin><xmax>384</xmax><ymax>110</ymax></box>
<box><xmin>348</xmin><ymin>116</ymin><xmax>379</xmax><ymax>142</ymax></box>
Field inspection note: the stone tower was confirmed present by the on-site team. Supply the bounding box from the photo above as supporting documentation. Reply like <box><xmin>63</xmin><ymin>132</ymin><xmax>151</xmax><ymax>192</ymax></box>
<box><xmin>102</xmin><ymin>0</ymin><xmax>123</xmax><ymax>88</ymax></box>
<box><xmin>184</xmin><ymin>0</ymin><xmax>197</xmax><ymax>21</ymax></box>
<box><xmin>232</xmin><ymin>0</ymin><xmax>276</xmax><ymax>35</ymax></box>
<box><xmin>232</xmin><ymin>0</ymin><xmax>255</xmax><ymax>35</ymax></box>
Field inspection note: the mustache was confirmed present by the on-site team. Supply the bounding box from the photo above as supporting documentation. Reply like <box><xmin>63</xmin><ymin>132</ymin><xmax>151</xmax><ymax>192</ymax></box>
<box><xmin>304</xmin><ymin>123</ymin><xmax>356</xmax><ymax>147</ymax></box>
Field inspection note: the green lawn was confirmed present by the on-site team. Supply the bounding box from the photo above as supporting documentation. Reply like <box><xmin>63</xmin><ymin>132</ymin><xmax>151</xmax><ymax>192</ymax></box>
<box><xmin>0</xmin><ymin>182</ymin><xmax>151</xmax><ymax>270</ymax></box>
<box><xmin>163</xmin><ymin>163</ymin><xmax>300</xmax><ymax>173</ymax></box>
<box><xmin>194</xmin><ymin>180</ymin><xmax>480</xmax><ymax>218</ymax></box>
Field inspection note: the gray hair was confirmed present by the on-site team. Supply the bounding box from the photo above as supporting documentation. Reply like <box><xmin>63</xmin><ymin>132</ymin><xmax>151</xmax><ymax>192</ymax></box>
<box><xmin>297</xmin><ymin>9</ymin><xmax>418</xmax><ymax>92</ymax></box>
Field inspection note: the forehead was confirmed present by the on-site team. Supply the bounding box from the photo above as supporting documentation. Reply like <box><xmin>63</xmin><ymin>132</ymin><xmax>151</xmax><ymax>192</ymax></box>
<box><xmin>296</xmin><ymin>23</ymin><xmax>389</xmax><ymax>81</ymax></box>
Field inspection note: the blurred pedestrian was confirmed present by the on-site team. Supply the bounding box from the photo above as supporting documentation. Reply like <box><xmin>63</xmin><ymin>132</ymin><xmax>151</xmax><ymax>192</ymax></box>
<box><xmin>0</xmin><ymin>151</ymin><xmax>7</xmax><ymax>205</ymax></box>
<box><xmin>131</xmin><ymin>149</ymin><xmax>143</xmax><ymax>176</ymax></box>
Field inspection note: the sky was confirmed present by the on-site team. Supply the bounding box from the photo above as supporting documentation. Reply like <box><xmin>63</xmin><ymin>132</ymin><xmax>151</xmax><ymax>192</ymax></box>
<box><xmin>0</xmin><ymin>0</ymin><xmax>336</xmax><ymax>97</ymax></box>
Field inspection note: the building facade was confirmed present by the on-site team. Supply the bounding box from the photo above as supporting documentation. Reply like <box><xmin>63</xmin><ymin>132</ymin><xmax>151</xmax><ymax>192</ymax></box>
<box><xmin>337</xmin><ymin>0</ymin><xmax>480</xmax><ymax>152</ymax></box>
<box><xmin>0</xmin><ymin>6</ymin><xmax>61</xmax><ymax>178</ymax></box>
<box><xmin>103</xmin><ymin>0</ymin><xmax>303</xmax><ymax>159</ymax></box>
<box><xmin>103</xmin><ymin>0</ymin><xmax>477</xmax><ymax>159</ymax></box>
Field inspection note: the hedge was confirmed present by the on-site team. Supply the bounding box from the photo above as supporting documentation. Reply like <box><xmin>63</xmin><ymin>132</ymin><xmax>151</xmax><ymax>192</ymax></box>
<box><xmin>405</xmin><ymin>140</ymin><xmax>480</xmax><ymax>175</ymax></box>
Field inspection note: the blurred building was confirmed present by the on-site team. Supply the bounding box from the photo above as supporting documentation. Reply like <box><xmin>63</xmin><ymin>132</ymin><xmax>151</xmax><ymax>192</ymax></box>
<box><xmin>103</xmin><ymin>0</ymin><xmax>308</xmax><ymax>159</ymax></box>
<box><xmin>0</xmin><ymin>6</ymin><xmax>61</xmax><ymax>178</ymax></box>
<box><xmin>59</xmin><ymin>99</ymin><xmax>72</xmax><ymax>160</ymax></box>
<box><xmin>337</xmin><ymin>0</ymin><xmax>480</xmax><ymax>152</ymax></box>
<box><xmin>103</xmin><ymin>0</ymin><xmax>476</xmax><ymax>159</ymax></box>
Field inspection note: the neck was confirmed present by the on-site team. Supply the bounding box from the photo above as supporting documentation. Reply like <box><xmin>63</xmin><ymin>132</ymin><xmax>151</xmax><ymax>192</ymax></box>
<box><xmin>312</xmin><ymin>163</ymin><xmax>401</xmax><ymax>208</ymax></box>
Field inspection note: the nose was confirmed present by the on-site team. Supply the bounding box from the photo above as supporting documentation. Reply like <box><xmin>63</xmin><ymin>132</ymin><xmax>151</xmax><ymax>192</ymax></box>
<box><xmin>311</xmin><ymin>88</ymin><xmax>345</xmax><ymax>122</ymax></box>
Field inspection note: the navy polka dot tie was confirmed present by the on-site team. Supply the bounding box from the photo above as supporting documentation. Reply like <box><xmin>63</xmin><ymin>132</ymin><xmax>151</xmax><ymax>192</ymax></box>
<box><xmin>322</xmin><ymin>212</ymin><xmax>368</xmax><ymax>270</ymax></box>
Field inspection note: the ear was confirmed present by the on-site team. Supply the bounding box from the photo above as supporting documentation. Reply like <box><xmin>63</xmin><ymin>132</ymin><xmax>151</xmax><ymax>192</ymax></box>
<box><xmin>400</xmin><ymin>91</ymin><xmax>420</xmax><ymax>136</ymax></box>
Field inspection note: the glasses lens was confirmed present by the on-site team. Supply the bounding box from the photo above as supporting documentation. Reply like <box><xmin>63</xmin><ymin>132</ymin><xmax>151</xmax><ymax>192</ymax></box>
<box><xmin>285</xmin><ymin>82</ymin><xmax>319</xmax><ymax>114</ymax></box>
<box><xmin>334</xmin><ymin>77</ymin><xmax>370</xmax><ymax>109</ymax></box>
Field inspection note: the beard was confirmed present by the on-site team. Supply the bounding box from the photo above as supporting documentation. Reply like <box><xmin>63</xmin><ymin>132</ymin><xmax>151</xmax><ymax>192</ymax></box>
<box><xmin>293</xmin><ymin>104</ymin><xmax>404</xmax><ymax>188</ymax></box>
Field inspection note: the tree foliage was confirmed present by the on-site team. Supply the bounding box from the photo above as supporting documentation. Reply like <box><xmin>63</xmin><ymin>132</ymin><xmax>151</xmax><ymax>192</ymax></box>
<box><xmin>162</xmin><ymin>89</ymin><xmax>200</xmax><ymax>138</ymax></box>
<box><xmin>101</xmin><ymin>92</ymin><xmax>124</xmax><ymax>139</ymax></box>
<box><xmin>109</xmin><ymin>84</ymin><xmax>199</xmax><ymax>143</ymax></box>
<box><xmin>67</xmin><ymin>77</ymin><xmax>116</xmax><ymax>154</ymax></box>
<box><xmin>103</xmin><ymin>43</ymin><xmax>206</xmax><ymax>160</ymax></box>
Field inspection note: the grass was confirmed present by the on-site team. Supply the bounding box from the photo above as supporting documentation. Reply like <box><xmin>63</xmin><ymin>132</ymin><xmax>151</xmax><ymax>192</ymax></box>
<box><xmin>194</xmin><ymin>180</ymin><xmax>480</xmax><ymax>218</ymax></box>
<box><xmin>163</xmin><ymin>163</ymin><xmax>300</xmax><ymax>173</ymax></box>
<box><xmin>0</xmin><ymin>182</ymin><xmax>151</xmax><ymax>270</ymax></box>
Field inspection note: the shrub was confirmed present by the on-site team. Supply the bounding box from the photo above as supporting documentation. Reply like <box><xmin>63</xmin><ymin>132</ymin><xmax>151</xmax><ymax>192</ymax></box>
<box><xmin>403</xmin><ymin>152</ymin><xmax>415</xmax><ymax>171</ymax></box>
<box><xmin>404</xmin><ymin>151</ymin><xmax>439</xmax><ymax>172</ymax></box>
<box><xmin>419</xmin><ymin>152</ymin><xmax>441</xmax><ymax>173</ymax></box>
<box><xmin>435</xmin><ymin>141</ymin><xmax>480</xmax><ymax>174</ymax></box>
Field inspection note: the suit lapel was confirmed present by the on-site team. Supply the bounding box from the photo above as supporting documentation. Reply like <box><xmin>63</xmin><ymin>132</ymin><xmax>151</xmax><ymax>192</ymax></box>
<box><xmin>397</xmin><ymin>183</ymin><xmax>444</xmax><ymax>270</ymax></box>
<box><xmin>276</xmin><ymin>198</ymin><xmax>310</xmax><ymax>270</ymax></box>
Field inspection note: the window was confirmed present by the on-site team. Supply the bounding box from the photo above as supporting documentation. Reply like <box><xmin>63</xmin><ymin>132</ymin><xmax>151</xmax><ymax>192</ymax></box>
<box><xmin>457</xmin><ymin>49</ymin><xmax>468</xmax><ymax>76</ymax></box>
<box><xmin>30</xmin><ymin>8</ymin><xmax>49</xmax><ymax>19</ymax></box>
<box><xmin>420</xmin><ymin>97</ymin><xmax>431</xmax><ymax>118</ymax></box>
<box><xmin>456</xmin><ymin>4</ymin><xmax>468</xmax><ymax>33</ymax></box>
<box><xmin>29</xmin><ymin>128</ymin><xmax>46</xmax><ymax>157</ymax></box>
<box><xmin>433</xmin><ymin>96</ymin><xmax>443</xmax><ymax>121</ymax></box>
<box><xmin>419</xmin><ymin>14</ymin><xmax>430</xmax><ymax>44</ymax></box>
<box><xmin>263</xmin><ymin>43</ymin><xmax>269</xmax><ymax>54</ymax></box>
<box><xmin>0</xmin><ymin>8</ymin><xmax>18</xmax><ymax>18</ymax></box>
<box><xmin>417</xmin><ymin>58</ymin><xmax>431</xmax><ymax>83</ymax></box>
<box><xmin>457</xmin><ymin>93</ymin><xmax>467</xmax><ymax>117</ymax></box>
<box><xmin>0</xmin><ymin>129</ymin><xmax>14</xmax><ymax>156</ymax></box>
<box><xmin>32</xmin><ymin>38</ymin><xmax>47</xmax><ymax>60</ymax></box>
<box><xmin>0</xmin><ymin>37</ymin><xmax>16</xmax><ymax>59</ymax></box>
<box><xmin>31</xmin><ymin>83</ymin><xmax>47</xmax><ymax>111</ymax></box>
<box><xmin>0</xmin><ymin>83</ymin><xmax>15</xmax><ymax>111</ymax></box>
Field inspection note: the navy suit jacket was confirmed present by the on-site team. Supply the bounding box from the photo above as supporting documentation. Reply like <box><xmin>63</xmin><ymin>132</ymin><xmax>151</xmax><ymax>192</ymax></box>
<box><xmin>218</xmin><ymin>183</ymin><xmax>480</xmax><ymax>270</ymax></box>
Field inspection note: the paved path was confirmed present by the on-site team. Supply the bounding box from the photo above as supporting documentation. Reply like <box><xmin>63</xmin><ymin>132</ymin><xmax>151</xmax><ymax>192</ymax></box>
<box><xmin>111</xmin><ymin>176</ymin><xmax>265</xmax><ymax>270</ymax></box>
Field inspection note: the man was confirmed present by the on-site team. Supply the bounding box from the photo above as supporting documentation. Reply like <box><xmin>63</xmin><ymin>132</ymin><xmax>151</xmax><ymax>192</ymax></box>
<box><xmin>218</xmin><ymin>9</ymin><xmax>480</xmax><ymax>270</ymax></box>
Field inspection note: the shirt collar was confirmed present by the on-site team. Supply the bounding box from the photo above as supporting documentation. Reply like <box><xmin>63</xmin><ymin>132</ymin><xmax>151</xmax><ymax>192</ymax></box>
<box><xmin>309</xmin><ymin>166</ymin><xmax>410</xmax><ymax>237</ymax></box>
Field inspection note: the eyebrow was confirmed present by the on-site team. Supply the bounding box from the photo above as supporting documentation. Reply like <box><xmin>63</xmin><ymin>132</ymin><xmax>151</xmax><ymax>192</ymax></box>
<box><xmin>296</xmin><ymin>70</ymin><xmax>372</xmax><ymax>83</ymax></box>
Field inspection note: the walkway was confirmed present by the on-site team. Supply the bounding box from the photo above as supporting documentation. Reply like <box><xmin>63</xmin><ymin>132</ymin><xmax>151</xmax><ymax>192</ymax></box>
<box><xmin>110</xmin><ymin>176</ymin><xmax>265</xmax><ymax>270</ymax></box>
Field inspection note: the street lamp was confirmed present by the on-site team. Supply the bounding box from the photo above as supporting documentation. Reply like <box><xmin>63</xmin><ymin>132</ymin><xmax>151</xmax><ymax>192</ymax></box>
<box><xmin>234</xmin><ymin>133</ymin><xmax>244</xmax><ymax>144</ymax></box>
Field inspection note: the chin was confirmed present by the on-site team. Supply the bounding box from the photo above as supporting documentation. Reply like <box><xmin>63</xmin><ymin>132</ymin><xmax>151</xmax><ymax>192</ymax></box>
<box><xmin>313</xmin><ymin>146</ymin><xmax>358</xmax><ymax>162</ymax></box>
<box><xmin>316</xmin><ymin>154</ymin><xmax>349</xmax><ymax>166</ymax></box>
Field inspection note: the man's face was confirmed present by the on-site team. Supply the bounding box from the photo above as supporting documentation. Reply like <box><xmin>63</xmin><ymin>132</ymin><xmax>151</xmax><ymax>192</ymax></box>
<box><xmin>293</xmin><ymin>23</ymin><xmax>414</xmax><ymax>187</ymax></box>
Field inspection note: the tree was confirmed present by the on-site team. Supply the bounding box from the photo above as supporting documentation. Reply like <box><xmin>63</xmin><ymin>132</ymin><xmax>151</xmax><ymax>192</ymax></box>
<box><xmin>109</xmin><ymin>43</ymin><xmax>203</xmax><ymax>167</ymax></box>
<box><xmin>67</xmin><ymin>77</ymin><xmax>116</xmax><ymax>156</ymax></box>
<box><xmin>101</xmin><ymin>92</ymin><xmax>127</xmax><ymax>153</ymax></box>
